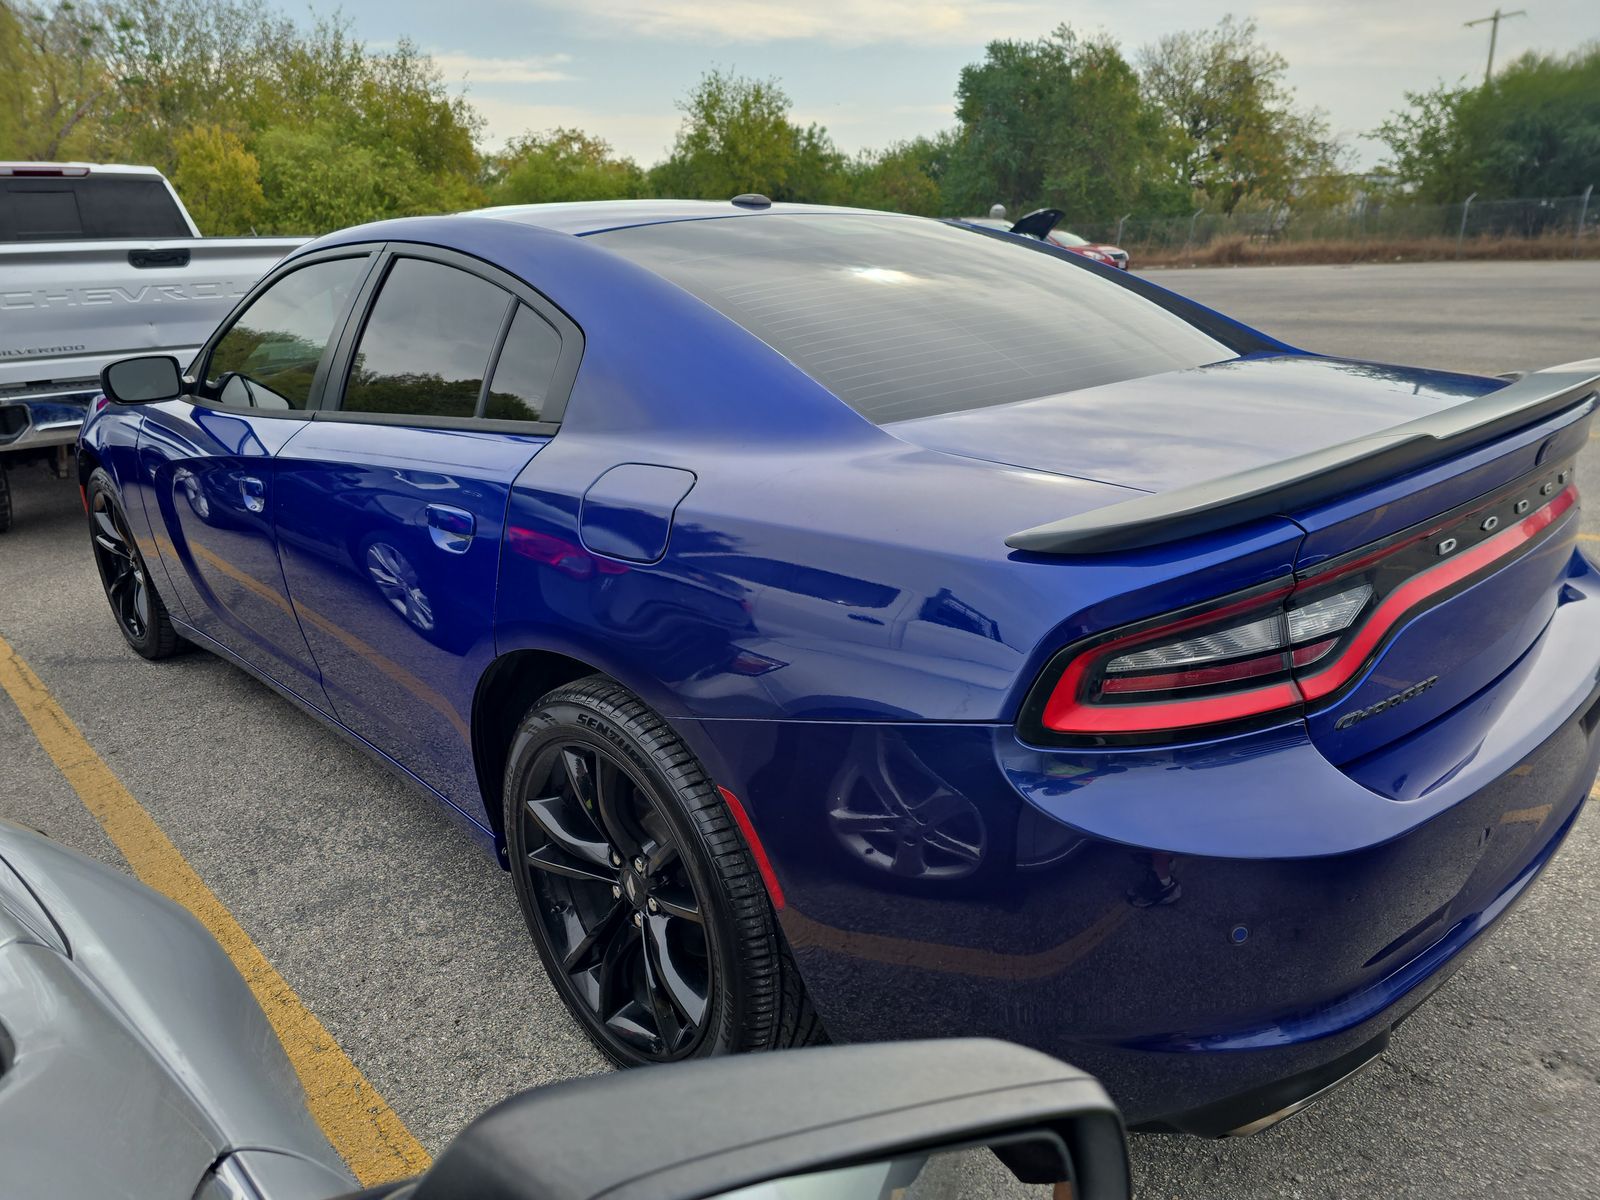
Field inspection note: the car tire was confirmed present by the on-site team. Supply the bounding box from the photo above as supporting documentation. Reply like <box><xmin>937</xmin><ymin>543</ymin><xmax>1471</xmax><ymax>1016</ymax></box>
<box><xmin>504</xmin><ymin>675</ymin><xmax>823</xmax><ymax>1066</ymax></box>
<box><xmin>86</xmin><ymin>467</ymin><xmax>186</xmax><ymax>660</ymax></box>
<box><xmin>0</xmin><ymin>463</ymin><xmax>11</xmax><ymax>533</ymax></box>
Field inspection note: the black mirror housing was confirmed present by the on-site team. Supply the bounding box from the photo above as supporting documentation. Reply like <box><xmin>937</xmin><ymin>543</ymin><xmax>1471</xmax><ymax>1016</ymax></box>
<box><xmin>406</xmin><ymin>1039</ymin><xmax>1130</xmax><ymax>1200</ymax></box>
<box><xmin>101</xmin><ymin>355</ymin><xmax>185</xmax><ymax>405</ymax></box>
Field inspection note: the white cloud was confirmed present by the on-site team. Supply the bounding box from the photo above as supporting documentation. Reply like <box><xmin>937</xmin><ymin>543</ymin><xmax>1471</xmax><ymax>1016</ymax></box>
<box><xmin>791</xmin><ymin>108</ymin><xmax>868</xmax><ymax>128</ymax></box>
<box><xmin>430</xmin><ymin>51</ymin><xmax>577</xmax><ymax>84</ymax></box>
<box><xmin>536</xmin><ymin>0</ymin><xmax>1057</xmax><ymax>45</ymax></box>
<box><xmin>469</xmin><ymin>96</ymin><xmax>684</xmax><ymax>163</ymax></box>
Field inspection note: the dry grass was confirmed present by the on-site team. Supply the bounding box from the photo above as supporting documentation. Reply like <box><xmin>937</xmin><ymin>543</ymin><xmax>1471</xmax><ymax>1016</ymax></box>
<box><xmin>1137</xmin><ymin>232</ymin><xmax>1600</xmax><ymax>269</ymax></box>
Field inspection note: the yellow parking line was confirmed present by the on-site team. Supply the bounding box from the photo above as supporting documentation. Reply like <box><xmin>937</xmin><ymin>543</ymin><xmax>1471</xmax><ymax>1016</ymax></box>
<box><xmin>0</xmin><ymin>635</ymin><xmax>430</xmax><ymax>1185</ymax></box>
<box><xmin>1580</xmin><ymin>532</ymin><xmax>1599</xmax><ymax>544</ymax></box>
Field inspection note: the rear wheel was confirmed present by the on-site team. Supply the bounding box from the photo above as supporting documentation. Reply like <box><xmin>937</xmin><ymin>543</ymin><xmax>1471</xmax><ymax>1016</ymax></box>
<box><xmin>504</xmin><ymin>675</ymin><xmax>822</xmax><ymax>1066</ymax></box>
<box><xmin>0</xmin><ymin>463</ymin><xmax>11</xmax><ymax>533</ymax></box>
<box><xmin>86</xmin><ymin>468</ymin><xmax>184</xmax><ymax>659</ymax></box>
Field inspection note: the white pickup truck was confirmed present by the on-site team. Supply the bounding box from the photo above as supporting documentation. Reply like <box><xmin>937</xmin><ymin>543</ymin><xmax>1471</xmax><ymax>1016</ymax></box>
<box><xmin>0</xmin><ymin>163</ymin><xmax>306</xmax><ymax>530</ymax></box>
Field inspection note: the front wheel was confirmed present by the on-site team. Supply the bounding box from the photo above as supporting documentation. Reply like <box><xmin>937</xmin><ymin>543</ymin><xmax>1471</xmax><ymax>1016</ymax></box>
<box><xmin>504</xmin><ymin>676</ymin><xmax>822</xmax><ymax>1066</ymax></box>
<box><xmin>86</xmin><ymin>468</ymin><xmax>185</xmax><ymax>659</ymax></box>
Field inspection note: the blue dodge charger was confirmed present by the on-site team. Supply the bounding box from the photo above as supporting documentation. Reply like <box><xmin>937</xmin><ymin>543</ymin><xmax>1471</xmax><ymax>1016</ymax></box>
<box><xmin>81</xmin><ymin>198</ymin><xmax>1600</xmax><ymax>1136</ymax></box>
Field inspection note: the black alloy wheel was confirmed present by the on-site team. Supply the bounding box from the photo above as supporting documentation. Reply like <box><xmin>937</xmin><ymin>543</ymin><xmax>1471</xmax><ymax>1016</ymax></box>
<box><xmin>505</xmin><ymin>676</ymin><xmax>822</xmax><ymax>1067</ymax></box>
<box><xmin>519</xmin><ymin>738</ymin><xmax>711</xmax><ymax>1059</ymax></box>
<box><xmin>86</xmin><ymin>468</ymin><xmax>184</xmax><ymax>659</ymax></box>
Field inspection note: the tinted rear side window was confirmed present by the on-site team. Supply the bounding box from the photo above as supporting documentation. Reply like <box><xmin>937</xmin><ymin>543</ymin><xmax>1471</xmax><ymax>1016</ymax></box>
<box><xmin>596</xmin><ymin>216</ymin><xmax>1230</xmax><ymax>423</ymax></box>
<box><xmin>0</xmin><ymin>177</ymin><xmax>190</xmax><ymax>241</ymax></box>
<box><xmin>342</xmin><ymin>258</ymin><xmax>513</xmax><ymax>420</ymax></box>
<box><xmin>484</xmin><ymin>305</ymin><xmax>562</xmax><ymax>422</ymax></box>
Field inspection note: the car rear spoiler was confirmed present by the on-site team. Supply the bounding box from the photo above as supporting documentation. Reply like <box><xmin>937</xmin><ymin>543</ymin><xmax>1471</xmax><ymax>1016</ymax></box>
<box><xmin>1006</xmin><ymin>357</ymin><xmax>1600</xmax><ymax>555</ymax></box>
<box><xmin>1011</xmin><ymin>208</ymin><xmax>1064</xmax><ymax>239</ymax></box>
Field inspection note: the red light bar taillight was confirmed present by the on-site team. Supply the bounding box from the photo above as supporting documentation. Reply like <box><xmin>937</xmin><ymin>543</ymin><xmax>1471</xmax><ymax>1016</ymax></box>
<box><xmin>1023</xmin><ymin>468</ymin><xmax>1578</xmax><ymax>746</ymax></box>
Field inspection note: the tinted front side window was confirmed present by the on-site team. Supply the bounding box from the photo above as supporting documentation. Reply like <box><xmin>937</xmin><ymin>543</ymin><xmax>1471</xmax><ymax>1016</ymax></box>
<box><xmin>207</xmin><ymin>257</ymin><xmax>367</xmax><ymax>410</ymax></box>
<box><xmin>343</xmin><ymin>259</ymin><xmax>511</xmax><ymax>420</ymax></box>
<box><xmin>483</xmin><ymin>305</ymin><xmax>562</xmax><ymax>422</ymax></box>
<box><xmin>597</xmin><ymin>216</ymin><xmax>1230</xmax><ymax>423</ymax></box>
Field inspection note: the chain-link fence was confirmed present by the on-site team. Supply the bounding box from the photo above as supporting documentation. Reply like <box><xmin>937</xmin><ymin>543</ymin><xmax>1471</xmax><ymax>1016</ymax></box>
<box><xmin>1070</xmin><ymin>190</ymin><xmax>1599</xmax><ymax>260</ymax></box>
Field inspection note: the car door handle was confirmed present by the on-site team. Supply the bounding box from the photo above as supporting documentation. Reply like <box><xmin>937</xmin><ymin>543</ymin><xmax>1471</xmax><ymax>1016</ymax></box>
<box><xmin>425</xmin><ymin>504</ymin><xmax>475</xmax><ymax>553</ymax></box>
<box><xmin>239</xmin><ymin>476</ymin><xmax>266</xmax><ymax>513</ymax></box>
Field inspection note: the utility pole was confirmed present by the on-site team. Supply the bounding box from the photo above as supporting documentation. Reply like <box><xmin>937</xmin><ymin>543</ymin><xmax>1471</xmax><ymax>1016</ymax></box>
<box><xmin>1464</xmin><ymin>8</ymin><xmax>1527</xmax><ymax>86</ymax></box>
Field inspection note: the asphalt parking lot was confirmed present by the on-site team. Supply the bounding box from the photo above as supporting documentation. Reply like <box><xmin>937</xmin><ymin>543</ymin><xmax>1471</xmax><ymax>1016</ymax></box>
<box><xmin>2</xmin><ymin>259</ymin><xmax>1597</xmax><ymax>1198</ymax></box>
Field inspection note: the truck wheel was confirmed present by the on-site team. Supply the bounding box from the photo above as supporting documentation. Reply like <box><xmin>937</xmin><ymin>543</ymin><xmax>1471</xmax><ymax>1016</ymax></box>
<box><xmin>504</xmin><ymin>675</ymin><xmax>823</xmax><ymax>1067</ymax></box>
<box><xmin>86</xmin><ymin>468</ymin><xmax>184</xmax><ymax>659</ymax></box>
<box><xmin>0</xmin><ymin>464</ymin><xmax>11</xmax><ymax>533</ymax></box>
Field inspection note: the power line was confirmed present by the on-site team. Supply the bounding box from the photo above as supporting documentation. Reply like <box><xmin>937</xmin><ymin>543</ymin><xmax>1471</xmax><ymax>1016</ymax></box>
<box><xmin>1464</xmin><ymin>8</ymin><xmax>1527</xmax><ymax>86</ymax></box>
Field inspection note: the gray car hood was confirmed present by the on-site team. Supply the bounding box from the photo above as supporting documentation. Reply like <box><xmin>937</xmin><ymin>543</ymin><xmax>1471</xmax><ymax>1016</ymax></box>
<box><xmin>0</xmin><ymin>822</ymin><xmax>352</xmax><ymax>1198</ymax></box>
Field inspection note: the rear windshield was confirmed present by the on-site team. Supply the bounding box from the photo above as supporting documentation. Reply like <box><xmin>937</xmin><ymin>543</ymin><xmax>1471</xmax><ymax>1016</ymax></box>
<box><xmin>0</xmin><ymin>176</ymin><xmax>190</xmax><ymax>241</ymax></box>
<box><xmin>596</xmin><ymin>215</ymin><xmax>1229</xmax><ymax>423</ymax></box>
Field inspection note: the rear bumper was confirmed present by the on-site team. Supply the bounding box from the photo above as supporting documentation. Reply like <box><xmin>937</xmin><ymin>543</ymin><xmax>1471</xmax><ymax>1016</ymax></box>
<box><xmin>0</xmin><ymin>391</ymin><xmax>96</xmax><ymax>454</ymax></box>
<box><xmin>1130</xmin><ymin>772</ymin><xmax>1590</xmax><ymax>1135</ymax></box>
<box><xmin>687</xmin><ymin>549</ymin><xmax>1600</xmax><ymax>1130</ymax></box>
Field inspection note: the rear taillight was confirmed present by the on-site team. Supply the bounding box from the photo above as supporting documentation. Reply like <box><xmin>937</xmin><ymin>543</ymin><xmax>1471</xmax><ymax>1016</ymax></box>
<box><xmin>1024</xmin><ymin>466</ymin><xmax>1579</xmax><ymax>746</ymax></box>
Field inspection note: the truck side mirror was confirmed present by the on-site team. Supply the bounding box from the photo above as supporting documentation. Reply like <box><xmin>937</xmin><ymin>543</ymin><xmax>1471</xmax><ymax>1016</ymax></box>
<box><xmin>101</xmin><ymin>355</ymin><xmax>184</xmax><ymax>405</ymax></box>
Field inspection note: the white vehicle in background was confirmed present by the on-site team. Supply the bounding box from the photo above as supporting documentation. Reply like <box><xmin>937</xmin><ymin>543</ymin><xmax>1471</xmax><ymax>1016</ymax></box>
<box><xmin>0</xmin><ymin>163</ymin><xmax>305</xmax><ymax>530</ymax></box>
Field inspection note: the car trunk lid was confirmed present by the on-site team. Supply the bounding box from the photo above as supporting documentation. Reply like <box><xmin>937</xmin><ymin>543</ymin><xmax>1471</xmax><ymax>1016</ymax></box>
<box><xmin>884</xmin><ymin>355</ymin><xmax>1507</xmax><ymax>493</ymax></box>
<box><xmin>1285</xmin><ymin>410</ymin><xmax>1589</xmax><ymax>777</ymax></box>
<box><xmin>986</xmin><ymin>354</ymin><xmax>1596</xmax><ymax>767</ymax></box>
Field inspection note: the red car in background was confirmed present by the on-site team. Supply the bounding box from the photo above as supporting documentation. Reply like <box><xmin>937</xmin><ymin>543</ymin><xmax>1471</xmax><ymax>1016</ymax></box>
<box><xmin>963</xmin><ymin>208</ymin><xmax>1131</xmax><ymax>269</ymax></box>
<box><xmin>1047</xmin><ymin>226</ymin><xmax>1130</xmax><ymax>269</ymax></box>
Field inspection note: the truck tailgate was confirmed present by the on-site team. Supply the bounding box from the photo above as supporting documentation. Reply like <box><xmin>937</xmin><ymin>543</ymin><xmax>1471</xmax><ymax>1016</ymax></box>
<box><xmin>0</xmin><ymin>237</ymin><xmax>304</xmax><ymax>394</ymax></box>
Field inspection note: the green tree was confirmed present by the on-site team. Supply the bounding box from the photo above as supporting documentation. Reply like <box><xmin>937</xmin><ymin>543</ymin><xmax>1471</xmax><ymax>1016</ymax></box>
<box><xmin>1139</xmin><ymin>16</ymin><xmax>1343</xmax><ymax>214</ymax></box>
<box><xmin>786</xmin><ymin>122</ymin><xmax>851</xmax><ymax>205</ymax></box>
<box><xmin>488</xmin><ymin>128</ymin><xmax>645</xmax><ymax>204</ymax></box>
<box><xmin>653</xmin><ymin>69</ymin><xmax>843</xmax><ymax>202</ymax></box>
<box><xmin>235</xmin><ymin>23</ymin><xmax>486</xmax><ymax>222</ymax></box>
<box><xmin>846</xmin><ymin>134</ymin><xmax>955</xmax><ymax>215</ymax></box>
<box><xmin>944</xmin><ymin>26</ymin><xmax>1185</xmax><ymax>222</ymax></box>
<box><xmin>170</xmin><ymin>122</ymin><xmax>265</xmax><ymax>232</ymax></box>
<box><xmin>81</xmin><ymin>1</ymin><xmax>480</xmax><ymax>230</ymax></box>
<box><xmin>96</xmin><ymin>0</ymin><xmax>293</xmax><ymax>167</ymax></box>
<box><xmin>1376</xmin><ymin>46</ymin><xmax>1600</xmax><ymax>200</ymax></box>
<box><xmin>0</xmin><ymin>0</ymin><xmax>118</xmax><ymax>159</ymax></box>
<box><xmin>1373</xmin><ymin>85</ymin><xmax>1472</xmax><ymax>202</ymax></box>
<box><xmin>255</xmin><ymin>121</ymin><xmax>423</xmax><ymax>233</ymax></box>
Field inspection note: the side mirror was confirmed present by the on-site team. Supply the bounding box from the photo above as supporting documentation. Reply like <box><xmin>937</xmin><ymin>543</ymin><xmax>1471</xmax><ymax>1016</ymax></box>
<box><xmin>101</xmin><ymin>355</ymin><xmax>185</xmax><ymax>405</ymax></box>
<box><xmin>401</xmin><ymin>1039</ymin><xmax>1130</xmax><ymax>1200</ymax></box>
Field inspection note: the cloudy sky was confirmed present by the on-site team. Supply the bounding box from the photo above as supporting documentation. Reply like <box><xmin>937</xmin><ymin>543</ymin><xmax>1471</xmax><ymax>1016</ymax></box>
<box><xmin>334</xmin><ymin>0</ymin><xmax>1597</xmax><ymax>170</ymax></box>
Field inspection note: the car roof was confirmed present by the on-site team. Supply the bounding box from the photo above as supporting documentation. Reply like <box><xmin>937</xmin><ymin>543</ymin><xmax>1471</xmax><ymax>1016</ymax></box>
<box><xmin>463</xmin><ymin>198</ymin><xmax>889</xmax><ymax>237</ymax></box>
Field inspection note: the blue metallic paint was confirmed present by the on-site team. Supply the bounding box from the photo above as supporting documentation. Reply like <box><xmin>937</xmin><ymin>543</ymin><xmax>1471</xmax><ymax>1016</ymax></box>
<box><xmin>273</xmin><ymin>421</ymin><xmax>548</xmax><ymax>808</ymax></box>
<box><xmin>579</xmin><ymin>463</ymin><xmax>697</xmax><ymax>563</ymax></box>
<box><xmin>77</xmin><ymin>203</ymin><xmax>1600</xmax><ymax>1130</ymax></box>
<box><xmin>889</xmin><ymin>355</ymin><xmax>1501</xmax><ymax>494</ymax></box>
<box><xmin>134</xmin><ymin>401</ymin><xmax>324</xmax><ymax>692</ymax></box>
